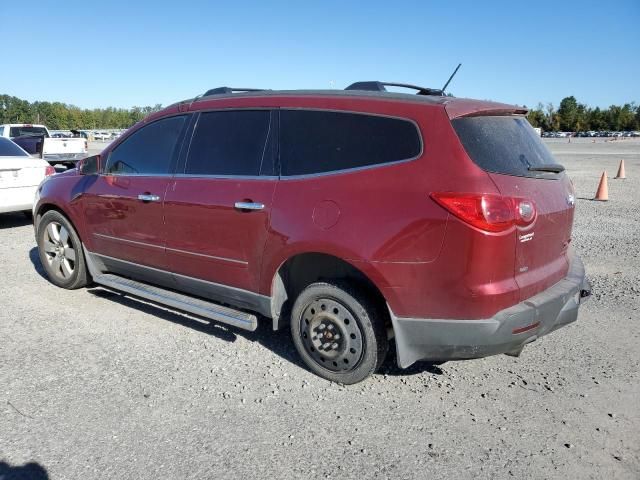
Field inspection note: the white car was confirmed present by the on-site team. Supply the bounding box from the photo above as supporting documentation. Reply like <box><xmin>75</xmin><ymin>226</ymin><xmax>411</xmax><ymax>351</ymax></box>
<box><xmin>0</xmin><ymin>137</ymin><xmax>55</xmax><ymax>214</ymax></box>
<box><xmin>93</xmin><ymin>131</ymin><xmax>111</xmax><ymax>141</ymax></box>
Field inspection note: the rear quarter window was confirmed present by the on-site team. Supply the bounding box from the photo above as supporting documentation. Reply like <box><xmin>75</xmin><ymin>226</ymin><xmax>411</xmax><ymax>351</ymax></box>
<box><xmin>452</xmin><ymin>116</ymin><xmax>558</xmax><ymax>177</ymax></box>
<box><xmin>280</xmin><ymin>110</ymin><xmax>422</xmax><ymax>176</ymax></box>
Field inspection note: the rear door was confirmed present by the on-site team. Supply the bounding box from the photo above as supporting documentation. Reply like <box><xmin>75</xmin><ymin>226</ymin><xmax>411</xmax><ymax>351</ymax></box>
<box><xmin>164</xmin><ymin>109</ymin><xmax>276</xmax><ymax>294</ymax></box>
<box><xmin>452</xmin><ymin>115</ymin><xmax>574</xmax><ymax>300</ymax></box>
<box><xmin>81</xmin><ymin>115</ymin><xmax>188</xmax><ymax>270</ymax></box>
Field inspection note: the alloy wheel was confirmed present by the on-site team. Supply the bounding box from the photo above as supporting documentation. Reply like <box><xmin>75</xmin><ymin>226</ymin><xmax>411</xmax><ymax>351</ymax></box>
<box><xmin>42</xmin><ymin>221</ymin><xmax>76</xmax><ymax>280</ymax></box>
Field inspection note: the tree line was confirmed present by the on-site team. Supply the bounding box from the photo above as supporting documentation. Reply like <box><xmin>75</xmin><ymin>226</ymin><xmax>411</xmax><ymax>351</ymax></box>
<box><xmin>2</xmin><ymin>93</ymin><xmax>639</xmax><ymax>132</ymax></box>
<box><xmin>0</xmin><ymin>94</ymin><xmax>163</xmax><ymax>130</ymax></box>
<box><xmin>526</xmin><ymin>96</ymin><xmax>640</xmax><ymax>132</ymax></box>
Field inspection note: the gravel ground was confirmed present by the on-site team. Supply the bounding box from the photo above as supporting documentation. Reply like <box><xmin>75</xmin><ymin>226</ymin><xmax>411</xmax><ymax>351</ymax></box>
<box><xmin>1</xmin><ymin>138</ymin><xmax>638</xmax><ymax>479</ymax></box>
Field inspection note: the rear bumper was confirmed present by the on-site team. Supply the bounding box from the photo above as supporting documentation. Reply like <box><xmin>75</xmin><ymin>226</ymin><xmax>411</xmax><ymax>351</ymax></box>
<box><xmin>390</xmin><ymin>251</ymin><xmax>591</xmax><ymax>368</ymax></box>
<box><xmin>44</xmin><ymin>153</ymin><xmax>85</xmax><ymax>163</ymax></box>
<box><xmin>0</xmin><ymin>185</ymin><xmax>38</xmax><ymax>214</ymax></box>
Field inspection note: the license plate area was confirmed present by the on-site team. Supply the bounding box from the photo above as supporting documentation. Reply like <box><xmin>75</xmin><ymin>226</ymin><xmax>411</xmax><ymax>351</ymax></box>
<box><xmin>0</xmin><ymin>169</ymin><xmax>21</xmax><ymax>186</ymax></box>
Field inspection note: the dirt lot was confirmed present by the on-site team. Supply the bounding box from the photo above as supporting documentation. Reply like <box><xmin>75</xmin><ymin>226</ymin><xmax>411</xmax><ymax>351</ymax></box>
<box><xmin>1</xmin><ymin>138</ymin><xmax>638</xmax><ymax>479</ymax></box>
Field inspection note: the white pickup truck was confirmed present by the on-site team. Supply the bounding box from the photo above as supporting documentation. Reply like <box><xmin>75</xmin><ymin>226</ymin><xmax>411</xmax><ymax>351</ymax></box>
<box><xmin>0</xmin><ymin>124</ymin><xmax>87</xmax><ymax>167</ymax></box>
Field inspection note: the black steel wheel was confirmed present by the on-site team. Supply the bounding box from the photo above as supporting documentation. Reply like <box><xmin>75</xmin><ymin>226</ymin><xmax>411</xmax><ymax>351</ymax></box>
<box><xmin>291</xmin><ymin>282</ymin><xmax>388</xmax><ymax>384</ymax></box>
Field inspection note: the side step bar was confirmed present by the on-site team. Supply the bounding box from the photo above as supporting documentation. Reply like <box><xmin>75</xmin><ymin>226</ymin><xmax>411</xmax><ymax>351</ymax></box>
<box><xmin>93</xmin><ymin>273</ymin><xmax>258</xmax><ymax>331</ymax></box>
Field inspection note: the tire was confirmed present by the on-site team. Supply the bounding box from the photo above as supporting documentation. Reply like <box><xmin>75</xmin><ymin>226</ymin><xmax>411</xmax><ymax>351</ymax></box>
<box><xmin>290</xmin><ymin>281</ymin><xmax>388</xmax><ymax>384</ymax></box>
<box><xmin>37</xmin><ymin>210</ymin><xmax>89</xmax><ymax>289</ymax></box>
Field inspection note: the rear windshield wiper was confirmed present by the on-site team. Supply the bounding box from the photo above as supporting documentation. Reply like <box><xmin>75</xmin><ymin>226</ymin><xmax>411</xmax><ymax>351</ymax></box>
<box><xmin>528</xmin><ymin>164</ymin><xmax>565</xmax><ymax>173</ymax></box>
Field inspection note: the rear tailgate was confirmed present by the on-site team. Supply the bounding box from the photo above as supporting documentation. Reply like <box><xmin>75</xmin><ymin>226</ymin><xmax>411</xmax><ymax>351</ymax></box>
<box><xmin>43</xmin><ymin>137</ymin><xmax>86</xmax><ymax>155</ymax></box>
<box><xmin>451</xmin><ymin>115</ymin><xmax>574</xmax><ymax>301</ymax></box>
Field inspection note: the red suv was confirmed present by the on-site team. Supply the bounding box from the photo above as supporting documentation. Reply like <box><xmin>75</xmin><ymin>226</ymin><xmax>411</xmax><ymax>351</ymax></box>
<box><xmin>33</xmin><ymin>83</ymin><xmax>591</xmax><ymax>383</ymax></box>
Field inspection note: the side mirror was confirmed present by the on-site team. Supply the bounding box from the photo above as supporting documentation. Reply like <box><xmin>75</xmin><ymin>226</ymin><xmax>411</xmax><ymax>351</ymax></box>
<box><xmin>78</xmin><ymin>155</ymin><xmax>101</xmax><ymax>175</ymax></box>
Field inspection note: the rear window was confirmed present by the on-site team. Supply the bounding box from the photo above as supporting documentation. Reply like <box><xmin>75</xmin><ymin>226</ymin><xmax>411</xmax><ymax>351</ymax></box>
<box><xmin>280</xmin><ymin>110</ymin><xmax>421</xmax><ymax>176</ymax></box>
<box><xmin>0</xmin><ymin>137</ymin><xmax>28</xmax><ymax>156</ymax></box>
<box><xmin>452</xmin><ymin>116</ymin><xmax>558</xmax><ymax>177</ymax></box>
<box><xmin>9</xmin><ymin>126</ymin><xmax>48</xmax><ymax>137</ymax></box>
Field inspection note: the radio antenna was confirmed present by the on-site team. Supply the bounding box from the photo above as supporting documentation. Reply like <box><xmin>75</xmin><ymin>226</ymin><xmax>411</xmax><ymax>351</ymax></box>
<box><xmin>441</xmin><ymin>63</ymin><xmax>462</xmax><ymax>95</ymax></box>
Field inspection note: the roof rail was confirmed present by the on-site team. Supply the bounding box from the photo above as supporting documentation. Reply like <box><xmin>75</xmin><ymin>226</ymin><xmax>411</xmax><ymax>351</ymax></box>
<box><xmin>345</xmin><ymin>81</ymin><xmax>443</xmax><ymax>96</ymax></box>
<box><xmin>202</xmin><ymin>87</ymin><xmax>266</xmax><ymax>96</ymax></box>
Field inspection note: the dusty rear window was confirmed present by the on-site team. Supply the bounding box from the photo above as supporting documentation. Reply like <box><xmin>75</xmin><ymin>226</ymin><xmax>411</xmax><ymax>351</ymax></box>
<box><xmin>452</xmin><ymin>116</ymin><xmax>558</xmax><ymax>177</ymax></box>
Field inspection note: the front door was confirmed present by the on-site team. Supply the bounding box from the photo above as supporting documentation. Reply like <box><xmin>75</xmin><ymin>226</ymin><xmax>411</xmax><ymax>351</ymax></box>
<box><xmin>164</xmin><ymin>110</ymin><xmax>276</xmax><ymax>296</ymax></box>
<box><xmin>81</xmin><ymin>115</ymin><xmax>188</xmax><ymax>270</ymax></box>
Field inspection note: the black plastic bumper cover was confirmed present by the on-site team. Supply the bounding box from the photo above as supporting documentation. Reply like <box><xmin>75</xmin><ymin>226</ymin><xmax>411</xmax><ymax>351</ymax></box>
<box><xmin>389</xmin><ymin>250</ymin><xmax>591</xmax><ymax>368</ymax></box>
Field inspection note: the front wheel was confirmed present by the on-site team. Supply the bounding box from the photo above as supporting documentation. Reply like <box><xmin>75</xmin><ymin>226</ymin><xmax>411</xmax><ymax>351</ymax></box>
<box><xmin>37</xmin><ymin>210</ymin><xmax>90</xmax><ymax>289</ymax></box>
<box><xmin>290</xmin><ymin>282</ymin><xmax>388</xmax><ymax>384</ymax></box>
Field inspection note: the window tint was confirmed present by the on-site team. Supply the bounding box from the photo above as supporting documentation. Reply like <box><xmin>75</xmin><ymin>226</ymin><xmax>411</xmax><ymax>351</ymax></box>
<box><xmin>452</xmin><ymin>116</ymin><xmax>559</xmax><ymax>177</ymax></box>
<box><xmin>0</xmin><ymin>137</ymin><xmax>28</xmax><ymax>156</ymax></box>
<box><xmin>106</xmin><ymin>116</ymin><xmax>186</xmax><ymax>175</ymax></box>
<box><xmin>280</xmin><ymin>110</ymin><xmax>421</xmax><ymax>176</ymax></box>
<box><xmin>10</xmin><ymin>126</ymin><xmax>48</xmax><ymax>137</ymax></box>
<box><xmin>185</xmin><ymin>110</ymin><xmax>271</xmax><ymax>176</ymax></box>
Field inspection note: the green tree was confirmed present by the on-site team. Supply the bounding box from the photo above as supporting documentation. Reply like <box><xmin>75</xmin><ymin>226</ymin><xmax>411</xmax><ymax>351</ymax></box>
<box><xmin>557</xmin><ymin>96</ymin><xmax>579</xmax><ymax>131</ymax></box>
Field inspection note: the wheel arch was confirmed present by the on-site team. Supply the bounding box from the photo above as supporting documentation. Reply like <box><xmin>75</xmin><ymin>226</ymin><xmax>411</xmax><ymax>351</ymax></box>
<box><xmin>268</xmin><ymin>251</ymin><xmax>390</xmax><ymax>331</ymax></box>
<box><xmin>33</xmin><ymin>202</ymin><xmax>85</xmax><ymax>244</ymax></box>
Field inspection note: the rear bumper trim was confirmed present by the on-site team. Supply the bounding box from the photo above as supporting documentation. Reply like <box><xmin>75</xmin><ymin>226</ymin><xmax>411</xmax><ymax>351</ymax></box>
<box><xmin>390</xmin><ymin>250</ymin><xmax>591</xmax><ymax>368</ymax></box>
<box><xmin>44</xmin><ymin>153</ymin><xmax>85</xmax><ymax>162</ymax></box>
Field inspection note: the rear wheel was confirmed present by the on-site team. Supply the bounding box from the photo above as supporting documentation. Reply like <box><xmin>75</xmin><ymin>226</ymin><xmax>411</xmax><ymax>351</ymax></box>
<box><xmin>37</xmin><ymin>210</ymin><xmax>89</xmax><ymax>289</ymax></box>
<box><xmin>290</xmin><ymin>282</ymin><xmax>388</xmax><ymax>384</ymax></box>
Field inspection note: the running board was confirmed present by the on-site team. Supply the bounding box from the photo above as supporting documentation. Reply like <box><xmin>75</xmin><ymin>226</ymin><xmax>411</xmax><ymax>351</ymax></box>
<box><xmin>93</xmin><ymin>273</ymin><xmax>258</xmax><ymax>331</ymax></box>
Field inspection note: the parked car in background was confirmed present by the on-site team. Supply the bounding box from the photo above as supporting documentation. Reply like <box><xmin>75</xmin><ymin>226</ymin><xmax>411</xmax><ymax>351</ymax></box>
<box><xmin>33</xmin><ymin>83</ymin><xmax>591</xmax><ymax>383</ymax></box>
<box><xmin>93</xmin><ymin>131</ymin><xmax>111</xmax><ymax>141</ymax></box>
<box><xmin>0</xmin><ymin>137</ymin><xmax>54</xmax><ymax>215</ymax></box>
<box><xmin>0</xmin><ymin>124</ymin><xmax>87</xmax><ymax>169</ymax></box>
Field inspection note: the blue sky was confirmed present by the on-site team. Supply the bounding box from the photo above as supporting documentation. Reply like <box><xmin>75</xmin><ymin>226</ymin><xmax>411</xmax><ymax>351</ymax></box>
<box><xmin>1</xmin><ymin>0</ymin><xmax>638</xmax><ymax>109</ymax></box>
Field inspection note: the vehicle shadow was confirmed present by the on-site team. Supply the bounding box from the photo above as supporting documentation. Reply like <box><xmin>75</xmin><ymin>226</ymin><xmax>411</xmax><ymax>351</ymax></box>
<box><xmin>87</xmin><ymin>287</ymin><xmax>446</xmax><ymax>379</ymax></box>
<box><xmin>0</xmin><ymin>212</ymin><xmax>32</xmax><ymax>229</ymax></box>
<box><xmin>379</xmin><ymin>345</ymin><xmax>445</xmax><ymax>376</ymax></box>
<box><xmin>29</xmin><ymin>246</ymin><xmax>444</xmax><ymax>380</ymax></box>
<box><xmin>29</xmin><ymin>247</ymin><xmax>49</xmax><ymax>281</ymax></box>
<box><xmin>0</xmin><ymin>461</ymin><xmax>49</xmax><ymax>480</ymax></box>
<box><xmin>86</xmin><ymin>288</ymin><xmax>301</xmax><ymax>367</ymax></box>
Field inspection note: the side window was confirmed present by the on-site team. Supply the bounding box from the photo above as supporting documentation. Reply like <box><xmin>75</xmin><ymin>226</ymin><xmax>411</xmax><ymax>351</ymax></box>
<box><xmin>184</xmin><ymin>110</ymin><xmax>271</xmax><ymax>176</ymax></box>
<box><xmin>280</xmin><ymin>110</ymin><xmax>422</xmax><ymax>176</ymax></box>
<box><xmin>106</xmin><ymin>115</ymin><xmax>186</xmax><ymax>175</ymax></box>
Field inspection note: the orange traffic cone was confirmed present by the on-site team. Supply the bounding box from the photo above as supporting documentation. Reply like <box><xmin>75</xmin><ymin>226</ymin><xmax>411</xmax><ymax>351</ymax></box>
<box><xmin>594</xmin><ymin>171</ymin><xmax>608</xmax><ymax>201</ymax></box>
<box><xmin>615</xmin><ymin>160</ymin><xmax>626</xmax><ymax>179</ymax></box>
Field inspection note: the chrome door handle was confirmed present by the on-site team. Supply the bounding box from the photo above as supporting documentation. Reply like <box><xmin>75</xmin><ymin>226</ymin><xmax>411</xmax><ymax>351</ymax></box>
<box><xmin>234</xmin><ymin>201</ymin><xmax>264</xmax><ymax>211</ymax></box>
<box><xmin>137</xmin><ymin>194</ymin><xmax>161</xmax><ymax>202</ymax></box>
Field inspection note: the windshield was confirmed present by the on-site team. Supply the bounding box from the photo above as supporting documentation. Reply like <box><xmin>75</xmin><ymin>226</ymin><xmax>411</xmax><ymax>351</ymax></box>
<box><xmin>452</xmin><ymin>116</ymin><xmax>562</xmax><ymax>177</ymax></box>
<box><xmin>9</xmin><ymin>126</ymin><xmax>48</xmax><ymax>137</ymax></box>
<box><xmin>0</xmin><ymin>137</ymin><xmax>29</xmax><ymax>157</ymax></box>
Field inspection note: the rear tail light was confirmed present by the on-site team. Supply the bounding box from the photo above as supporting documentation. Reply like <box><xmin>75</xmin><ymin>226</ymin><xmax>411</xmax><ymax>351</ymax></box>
<box><xmin>45</xmin><ymin>166</ymin><xmax>55</xmax><ymax>176</ymax></box>
<box><xmin>431</xmin><ymin>193</ymin><xmax>536</xmax><ymax>233</ymax></box>
<box><xmin>84</xmin><ymin>140</ymin><xmax>88</xmax><ymax>151</ymax></box>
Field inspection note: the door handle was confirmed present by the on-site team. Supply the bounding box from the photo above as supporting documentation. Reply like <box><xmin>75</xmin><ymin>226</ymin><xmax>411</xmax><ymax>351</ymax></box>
<box><xmin>138</xmin><ymin>193</ymin><xmax>161</xmax><ymax>202</ymax></box>
<box><xmin>234</xmin><ymin>201</ymin><xmax>264</xmax><ymax>211</ymax></box>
